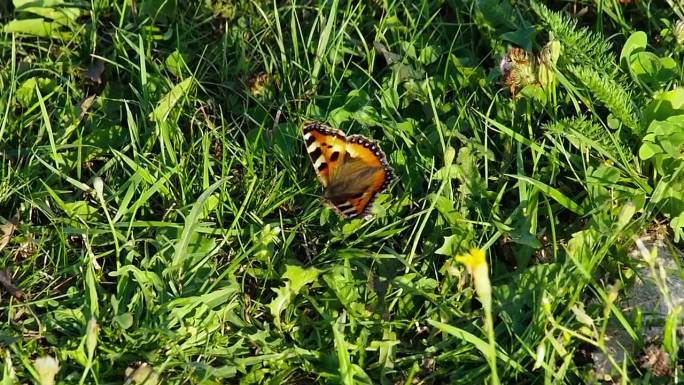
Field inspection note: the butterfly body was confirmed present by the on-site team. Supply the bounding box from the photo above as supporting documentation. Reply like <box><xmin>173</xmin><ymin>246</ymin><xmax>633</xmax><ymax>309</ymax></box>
<box><xmin>303</xmin><ymin>122</ymin><xmax>393</xmax><ymax>219</ymax></box>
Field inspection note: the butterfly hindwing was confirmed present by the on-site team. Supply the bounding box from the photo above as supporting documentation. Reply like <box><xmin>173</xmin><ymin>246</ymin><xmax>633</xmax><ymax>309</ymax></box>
<box><xmin>302</xmin><ymin>122</ymin><xmax>347</xmax><ymax>187</ymax></box>
<box><xmin>340</xmin><ymin>135</ymin><xmax>393</xmax><ymax>218</ymax></box>
<box><xmin>303</xmin><ymin>123</ymin><xmax>393</xmax><ymax>219</ymax></box>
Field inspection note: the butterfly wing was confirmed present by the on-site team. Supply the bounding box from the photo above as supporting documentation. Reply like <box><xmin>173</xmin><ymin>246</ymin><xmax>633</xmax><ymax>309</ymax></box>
<box><xmin>302</xmin><ymin>122</ymin><xmax>348</xmax><ymax>187</ymax></box>
<box><xmin>325</xmin><ymin>134</ymin><xmax>393</xmax><ymax>219</ymax></box>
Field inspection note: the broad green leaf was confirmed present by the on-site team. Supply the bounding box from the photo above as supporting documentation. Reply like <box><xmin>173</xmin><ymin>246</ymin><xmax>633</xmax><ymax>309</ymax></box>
<box><xmin>639</xmin><ymin>116</ymin><xmax>684</xmax><ymax>176</ymax></box>
<box><xmin>367</xmin><ymin>329</ymin><xmax>399</xmax><ymax>377</ymax></box>
<box><xmin>283</xmin><ymin>264</ymin><xmax>321</xmax><ymax>292</ymax></box>
<box><xmin>333</xmin><ymin>315</ymin><xmax>354</xmax><ymax>385</ymax></box>
<box><xmin>113</xmin><ymin>313</ymin><xmax>133</xmax><ymax>330</ymax></box>
<box><xmin>210</xmin><ymin>365</ymin><xmax>237</xmax><ymax>379</ymax></box>
<box><xmin>433</xmin><ymin>164</ymin><xmax>460</xmax><ymax>180</ymax></box>
<box><xmin>586</xmin><ymin>164</ymin><xmax>621</xmax><ymax>203</ymax></box>
<box><xmin>500</xmin><ymin>21</ymin><xmax>536</xmax><ymax>51</ymax></box>
<box><xmin>267</xmin><ymin>265</ymin><xmax>320</xmax><ymax>327</ymax></box>
<box><xmin>62</xmin><ymin>201</ymin><xmax>102</xmax><ymax>222</ymax></box>
<box><xmin>13</xmin><ymin>0</ymin><xmax>66</xmax><ymax>7</ymax></box>
<box><xmin>476</xmin><ymin>0</ymin><xmax>516</xmax><ymax>29</ymax></box>
<box><xmin>644</xmin><ymin>87</ymin><xmax>684</xmax><ymax>125</ymax></box>
<box><xmin>418</xmin><ymin>45</ymin><xmax>439</xmax><ymax>65</ymax></box>
<box><xmin>657</xmin><ymin>56</ymin><xmax>678</xmax><ymax>83</ymax></box>
<box><xmin>16</xmin><ymin>5</ymin><xmax>81</xmax><ymax>26</ymax></box>
<box><xmin>507</xmin><ymin>216</ymin><xmax>542</xmax><ymax>249</ymax></box>
<box><xmin>436</xmin><ymin>235</ymin><xmax>469</xmax><ymax>256</ymax></box>
<box><xmin>165</xmin><ymin>50</ymin><xmax>187</xmax><ymax>77</ymax></box>
<box><xmin>616</xmin><ymin>202</ymin><xmax>636</xmax><ymax>231</ymax></box>
<box><xmin>639</xmin><ymin>136</ymin><xmax>660</xmax><ymax>159</ymax></box>
<box><xmin>620</xmin><ymin>31</ymin><xmax>647</xmax><ymax>67</ymax></box>
<box><xmin>83</xmin><ymin>125</ymin><xmax>127</xmax><ymax>150</ymax></box>
<box><xmin>323</xmin><ymin>264</ymin><xmax>366</xmax><ymax>317</ymax></box>
<box><xmin>670</xmin><ymin>211</ymin><xmax>684</xmax><ymax>242</ymax></box>
<box><xmin>15</xmin><ymin>77</ymin><xmax>55</xmax><ymax>108</ymax></box>
<box><xmin>518</xmin><ymin>84</ymin><xmax>547</xmax><ymax>104</ymax></box>
<box><xmin>629</xmin><ymin>51</ymin><xmax>661</xmax><ymax>84</ymax></box>
<box><xmin>149</xmin><ymin>77</ymin><xmax>195</xmax><ymax>122</ymax></box>
<box><xmin>3</xmin><ymin>19</ymin><xmax>72</xmax><ymax>39</ymax></box>
<box><xmin>200</xmin><ymin>194</ymin><xmax>220</xmax><ymax>220</ymax></box>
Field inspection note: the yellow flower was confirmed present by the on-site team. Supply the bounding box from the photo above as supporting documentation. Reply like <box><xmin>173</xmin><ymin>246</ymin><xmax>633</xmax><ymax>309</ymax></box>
<box><xmin>455</xmin><ymin>248</ymin><xmax>499</xmax><ymax>384</ymax></box>
<box><xmin>455</xmin><ymin>248</ymin><xmax>491</xmax><ymax>312</ymax></box>
<box><xmin>455</xmin><ymin>248</ymin><xmax>486</xmax><ymax>271</ymax></box>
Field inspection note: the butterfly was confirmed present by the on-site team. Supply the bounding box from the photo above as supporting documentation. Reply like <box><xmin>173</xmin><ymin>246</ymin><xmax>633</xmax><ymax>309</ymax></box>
<box><xmin>303</xmin><ymin>122</ymin><xmax>393</xmax><ymax>219</ymax></box>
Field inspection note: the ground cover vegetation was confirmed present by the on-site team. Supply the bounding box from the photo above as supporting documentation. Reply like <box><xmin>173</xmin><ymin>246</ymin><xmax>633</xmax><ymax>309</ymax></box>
<box><xmin>1</xmin><ymin>0</ymin><xmax>684</xmax><ymax>383</ymax></box>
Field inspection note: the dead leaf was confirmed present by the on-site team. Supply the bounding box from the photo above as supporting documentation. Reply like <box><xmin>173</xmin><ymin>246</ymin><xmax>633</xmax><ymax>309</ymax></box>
<box><xmin>14</xmin><ymin>234</ymin><xmax>37</xmax><ymax>260</ymax></box>
<box><xmin>373</xmin><ymin>41</ymin><xmax>402</xmax><ymax>65</ymax></box>
<box><xmin>79</xmin><ymin>94</ymin><xmax>97</xmax><ymax>119</ymax></box>
<box><xmin>125</xmin><ymin>362</ymin><xmax>159</xmax><ymax>385</ymax></box>
<box><xmin>0</xmin><ymin>217</ymin><xmax>17</xmax><ymax>252</ymax></box>
<box><xmin>0</xmin><ymin>270</ymin><xmax>25</xmax><ymax>300</ymax></box>
<box><xmin>247</xmin><ymin>72</ymin><xmax>270</xmax><ymax>96</ymax></box>
<box><xmin>80</xmin><ymin>60</ymin><xmax>105</xmax><ymax>84</ymax></box>
<box><xmin>639</xmin><ymin>344</ymin><xmax>671</xmax><ymax>377</ymax></box>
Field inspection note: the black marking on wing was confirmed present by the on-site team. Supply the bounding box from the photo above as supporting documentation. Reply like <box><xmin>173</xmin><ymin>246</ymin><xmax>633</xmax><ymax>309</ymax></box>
<box><xmin>309</xmin><ymin>147</ymin><xmax>322</xmax><ymax>161</ymax></box>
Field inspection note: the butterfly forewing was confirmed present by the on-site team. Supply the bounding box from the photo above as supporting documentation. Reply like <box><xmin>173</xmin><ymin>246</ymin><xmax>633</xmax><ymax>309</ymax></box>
<box><xmin>302</xmin><ymin>122</ymin><xmax>347</xmax><ymax>187</ymax></box>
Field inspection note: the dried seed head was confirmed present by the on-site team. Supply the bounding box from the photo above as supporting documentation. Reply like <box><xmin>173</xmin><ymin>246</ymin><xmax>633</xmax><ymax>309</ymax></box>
<box><xmin>674</xmin><ymin>20</ymin><xmax>684</xmax><ymax>45</ymax></box>
<box><xmin>501</xmin><ymin>47</ymin><xmax>537</xmax><ymax>96</ymax></box>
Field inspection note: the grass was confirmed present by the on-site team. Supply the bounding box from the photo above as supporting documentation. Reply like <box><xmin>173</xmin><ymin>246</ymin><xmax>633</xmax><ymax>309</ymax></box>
<box><xmin>1</xmin><ymin>0</ymin><xmax>684</xmax><ymax>384</ymax></box>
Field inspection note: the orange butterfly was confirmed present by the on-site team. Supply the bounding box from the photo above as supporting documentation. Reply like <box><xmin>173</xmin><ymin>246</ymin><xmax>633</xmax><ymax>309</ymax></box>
<box><xmin>303</xmin><ymin>122</ymin><xmax>393</xmax><ymax>219</ymax></box>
